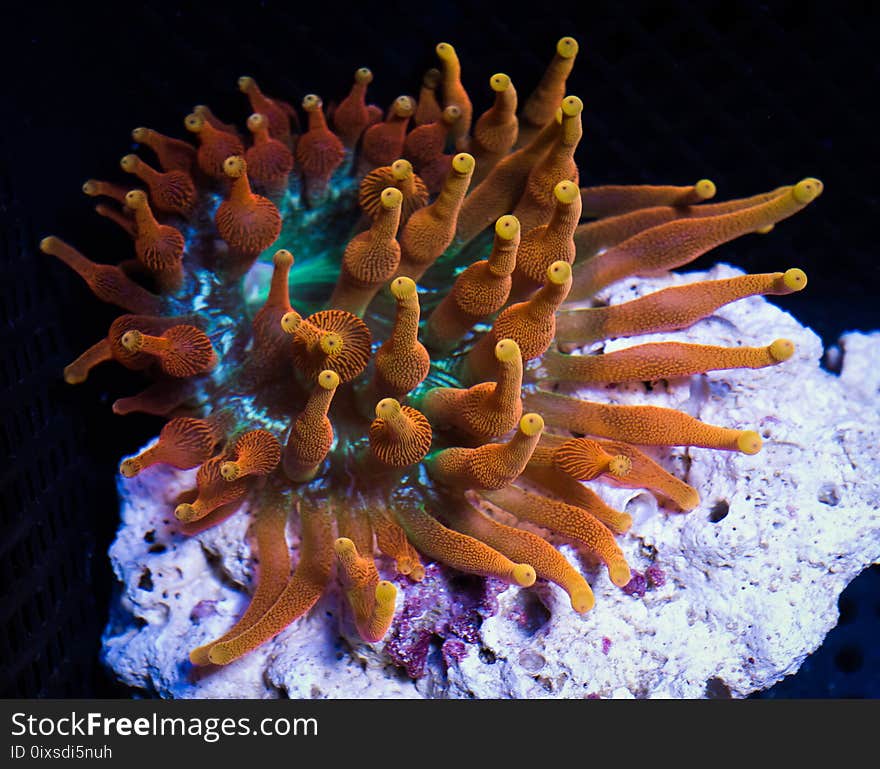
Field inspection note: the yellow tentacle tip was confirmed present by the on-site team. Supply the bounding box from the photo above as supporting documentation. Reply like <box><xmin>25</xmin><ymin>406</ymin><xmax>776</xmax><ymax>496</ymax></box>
<box><xmin>489</xmin><ymin>73</ymin><xmax>511</xmax><ymax>92</ymax></box>
<box><xmin>375</xmin><ymin>397</ymin><xmax>402</xmax><ymax>419</ymax></box>
<box><xmin>355</xmin><ymin>67</ymin><xmax>373</xmax><ymax>85</ymax></box>
<box><xmin>393</xmin><ymin>95</ymin><xmax>415</xmax><ymax>116</ymax></box>
<box><xmin>512</xmin><ymin>563</ymin><xmax>537</xmax><ymax>587</ymax></box>
<box><xmin>82</xmin><ymin>181</ymin><xmax>99</xmax><ymax>196</ymax></box>
<box><xmin>756</xmin><ymin>223</ymin><xmax>775</xmax><ymax>234</ymax></box>
<box><xmin>609</xmin><ymin>455</ymin><xmax>632</xmax><ymax>478</ymax></box>
<box><xmin>119</xmin><ymin>458</ymin><xmax>141</xmax><ymax>478</ymax></box>
<box><xmin>184</xmin><ymin>113</ymin><xmax>204</xmax><ymax>132</ymax></box>
<box><xmin>570</xmin><ymin>588</ymin><xmax>595</xmax><ymax>614</ymax></box>
<box><xmin>280</xmin><ymin>310</ymin><xmax>303</xmax><ymax>334</ymax></box>
<box><xmin>132</xmin><ymin>127</ymin><xmax>149</xmax><ymax>142</ymax></box>
<box><xmin>792</xmin><ymin>177</ymin><xmax>823</xmax><ymax>204</ymax></box>
<box><xmin>783</xmin><ymin>268</ymin><xmax>808</xmax><ymax>291</ymax></box>
<box><xmin>452</xmin><ymin>152</ymin><xmax>475</xmax><ymax>175</ymax></box>
<box><xmin>206</xmin><ymin>644</ymin><xmax>234</xmax><ymax>666</ymax></box>
<box><xmin>519</xmin><ymin>412</ymin><xmax>544</xmax><ymax>437</ymax></box>
<box><xmin>40</xmin><ymin>236</ymin><xmax>59</xmax><ymax>253</ymax></box>
<box><xmin>302</xmin><ymin>94</ymin><xmax>322</xmax><ymax>111</ymax></box>
<box><xmin>317</xmin><ymin>369</ymin><xmax>340</xmax><ymax>390</ymax></box>
<box><xmin>380</xmin><ymin>186</ymin><xmax>403</xmax><ymax>209</ymax></box>
<box><xmin>390</xmin><ymin>159</ymin><xmax>412</xmax><ymax>180</ymax></box>
<box><xmin>123</xmin><ymin>189</ymin><xmax>147</xmax><ymax>209</ymax></box>
<box><xmin>247</xmin><ymin>113</ymin><xmax>267</xmax><ymax>132</ymax></box>
<box><xmin>237</xmin><ymin>75</ymin><xmax>255</xmax><ymax>93</ymax></box>
<box><xmin>556</xmin><ymin>36</ymin><xmax>579</xmax><ymax>58</ymax></box>
<box><xmin>769</xmin><ymin>338</ymin><xmax>796</xmax><ymax>362</ymax></box>
<box><xmin>120</xmin><ymin>154</ymin><xmax>138</xmax><ymax>172</ymax></box>
<box><xmin>546</xmin><ymin>260</ymin><xmax>572</xmax><ymax>285</ymax></box>
<box><xmin>223</xmin><ymin>155</ymin><xmax>246</xmax><ymax>178</ymax></box>
<box><xmin>609</xmin><ymin>561</ymin><xmax>632</xmax><ymax>588</ymax></box>
<box><xmin>494</xmin><ymin>338</ymin><xmax>521</xmax><ymax>363</ymax></box>
<box><xmin>561</xmin><ymin>95</ymin><xmax>584</xmax><ymax>117</ymax></box>
<box><xmin>390</xmin><ymin>276</ymin><xmax>417</xmax><ymax>300</ymax></box>
<box><xmin>174</xmin><ymin>503</ymin><xmax>196</xmax><ymax>522</ymax></box>
<box><xmin>219</xmin><ymin>461</ymin><xmax>241</xmax><ymax>481</ymax></box>
<box><xmin>695</xmin><ymin>178</ymin><xmax>716</xmax><ymax>199</ymax></box>
<box><xmin>63</xmin><ymin>365</ymin><xmax>86</xmax><ymax>385</ymax></box>
<box><xmin>319</xmin><ymin>332</ymin><xmax>344</xmax><ymax>356</ymax></box>
<box><xmin>273</xmin><ymin>249</ymin><xmax>294</xmax><ymax>268</ymax></box>
<box><xmin>737</xmin><ymin>430</ymin><xmax>763</xmax><ymax>455</ymax></box>
<box><xmin>435</xmin><ymin>42</ymin><xmax>456</xmax><ymax>60</ymax></box>
<box><xmin>494</xmin><ymin>214</ymin><xmax>520</xmax><ymax>240</ymax></box>
<box><xmin>333</xmin><ymin>537</ymin><xmax>356</xmax><ymax>557</ymax></box>
<box><xmin>120</xmin><ymin>330</ymin><xmax>144</xmax><ymax>352</ymax></box>
<box><xmin>554</xmin><ymin>179</ymin><xmax>579</xmax><ymax>204</ymax></box>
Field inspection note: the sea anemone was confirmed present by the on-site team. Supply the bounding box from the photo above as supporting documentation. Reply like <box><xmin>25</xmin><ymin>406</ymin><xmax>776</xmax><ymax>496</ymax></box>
<box><xmin>41</xmin><ymin>37</ymin><xmax>820</xmax><ymax>670</ymax></box>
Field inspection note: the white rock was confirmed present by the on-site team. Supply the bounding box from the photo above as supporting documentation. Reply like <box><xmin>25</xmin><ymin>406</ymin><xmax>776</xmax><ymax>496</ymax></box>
<box><xmin>102</xmin><ymin>264</ymin><xmax>880</xmax><ymax>699</ymax></box>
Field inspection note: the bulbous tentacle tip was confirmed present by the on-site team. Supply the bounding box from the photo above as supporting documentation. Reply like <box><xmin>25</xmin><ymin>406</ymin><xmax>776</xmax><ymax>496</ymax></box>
<box><xmin>333</xmin><ymin>536</ymin><xmax>357</xmax><ymax>557</ymax></box>
<box><xmin>124</xmin><ymin>189</ymin><xmax>147</xmax><ymax>209</ymax></box>
<box><xmin>556</xmin><ymin>36</ymin><xmax>579</xmax><ymax>58</ymax></box>
<box><xmin>206</xmin><ymin>644</ymin><xmax>234</xmax><ymax>666</ymax></box>
<box><xmin>273</xmin><ymin>248</ymin><xmax>294</xmax><ymax>269</ymax></box>
<box><xmin>219</xmin><ymin>461</ymin><xmax>241</xmax><ymax>481</ymax></box>
<box><xmin>769</xmin><ymin>338</ymin><xmax>796</xmax><ymax>362</ymax></box>
<box><xmin>120</xmin><ymin>329</ymin><xmax>144</xmax><ymax>352</ymax></box>
<box><xmin>63</xmin><ymin>365</ymin><xmax>86</xmax><ymax>385</ymax></box>
<box><xmin>39</xmin><ymin>236</ymin><xmax>59</xmax><ymax>253</ymax></box>
<box><xmin>435</xmin><ymin>42</ymin><xmax>457</xmax><ymax>60</ymax></box>
<box><xmin>131</xmin><ymin>127</ymin><xmax>149</xmax><ymax>142</ymax></box>
<box><xmin>381</xmin><ymin>186</ymin><xmax>404</xmax><ymax>209</ymax></box>
<box><xmin>317</xmin><ymin>369</ymin><xmax>341</xmax><ymax>390</ymax></box>
<box><xmin>494</xmin><ymin>337</ymin><xmax>521</xmax><ymax>363</ymax></box>
<box><xmin>119</xmin><ymin>458</ymin><xmax>141</xmax><ymax>478</ymax></box>
<box><xmin>561</xmin><ymin>95</ymin><xmax>584</xmax><ymax>116</ymax></box>
<box><xmin>319</xmin><ymin>332</ymin><xmax>344</xmax><ymax>356</ymax></box>
<box><xmin>280</xmin><ymin>310</ymin><xmax>303</xmax><ymax>334</ymax></box>
<box><xmin>495</xmin><ymin>214</ymin><xmax>520</xmax><ymax>240</ymax></box>
<box><xmin>423</xmin><ymin>68</ymin><xmax>442</xmax><ymax>88</ymax></box>
<box><xmin>355</xmin><ymin>67</ymin><xmax>373</xmax><ymax>85</ymax></box>
<box><xmin>737</xmin><ymin>430</ymin><xmax>763</xmax><ymax>455</ymax></box>
<box><xmin>390</xmin><ymin>275</ymin><xmax>417</xmax><ymax>300</ymax></box>
<box><xmin>609</xmin><ymin>454</ymin><xmax>633</xmax><ymax>477</ymax></box>
<box><xmin>695</xmin><ymin>178</ymin><xmax>717</xmax><ymax>199</ymax></box>
<box><xmin>375</xmin><ymin>397</ymin><xmax>402</xmax><ymax>419</ymax></box>
<box><xmin>237</xmin><ymin>75</ymin><xmax>255</xmax><ymax>92</ymax></box>
<box><xmin>302</xmin><ymin>94</ymin><xmax>323</xmax><ymax>111</ymax></box>
<box><xmin>783</xmin><ymin>267</ymin><xmax>808</xmax><ymax>291</ymax></box>
<box><xmin>554</xmin><ymin>179</ymin><xmax>579</xmax><ymax>204</ymax></box>
<box><xmin>183</xmin><ymin>113</ymin><xmax>204</xmax><ymax>133</ymax></box>
<box><xmin>246</xmin><ymin>112</ymin><xmax>267</xmax><ymax>132</ymax></box>
<box><xmin>512</xmin><ymin>563</ymin><xmax>537</xmax><ymax>587</ymax></box>
<box><xmin>119</xmin><ymin>154</ymin><xmax>139</xmax><ymax>172</ymax></box>
<box><xmin>610</xmin><ymin>562</ymin><xmax>632</xmax><ymax>588</ymax></box>
<box><xmin>393</xmin><ymin>95</ymin><xmax>415</xmax><ymax>117</ymax></box>
<box><xmin>222</xmin><ymin>155</ymin><xmax>247</xmax><ymax>178</ymax></box>
<box><xmin>570</xmin><ymin>588</ymin><xmax>595</xmax><ymax>614</ymax></box>
<box><xmin>519</xmin><ymin>412</ymin><xmax>544</xmax><ymax>437</ymax></box>
<box><xmin>546</xmin><ymin>259</ymin><xmax>572</xmax><ymax>285</ymax></box>
<box><xmin>82</xmin><ymin>181</ymin><xmax>98</xmax><ymax>196</ymax></box>
<box><xmin>490</xmin><ymin>72</ymin><xmax>511</xmax><ymax>92</ymax></box>
<box><xmin>174</xmin><ymin>502</ymin><xmax>196</xmax><ymax>522</ymax></box>
<box><xmin>452</xmin><ymin>152</ymin><xmax>475</xmax><ymax>174</ymax></box>
<box><xmin>390</xmin><ymin>159</ymin><xmax>413</xmax><ymax>180</ymax></box>
<box><xmin>793</xmin><ymin>177</ymin><xmax>823</xmax><ymax>204</ymax></box>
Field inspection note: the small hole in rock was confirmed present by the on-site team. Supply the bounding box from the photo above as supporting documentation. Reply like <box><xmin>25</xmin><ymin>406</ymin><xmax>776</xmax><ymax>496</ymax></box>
<box><xmin>708</xmin><ymin>500</ymin><xmax>729</xmax><ymax>523</ymax></box>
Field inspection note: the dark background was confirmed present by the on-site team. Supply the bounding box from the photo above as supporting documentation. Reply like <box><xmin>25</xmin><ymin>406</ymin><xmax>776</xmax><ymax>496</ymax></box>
<box><xmin>1</xmin><ymin>0</ymin><xmax>878</xmax><ymax>697</ymax></box>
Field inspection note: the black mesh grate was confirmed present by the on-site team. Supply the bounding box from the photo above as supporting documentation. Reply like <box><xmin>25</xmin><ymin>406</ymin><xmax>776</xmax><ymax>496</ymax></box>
<box><xmin>2</xmin><ymin>0</ymin><xmax>877</xmax><ymax>698</ymax></box>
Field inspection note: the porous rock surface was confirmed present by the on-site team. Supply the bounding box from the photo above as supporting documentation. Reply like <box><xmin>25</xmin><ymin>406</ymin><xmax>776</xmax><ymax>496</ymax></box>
<box><xmin>102</xmin><ymin>264</ymin><xmax>880</xmax><ymax>699</ymax></box>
